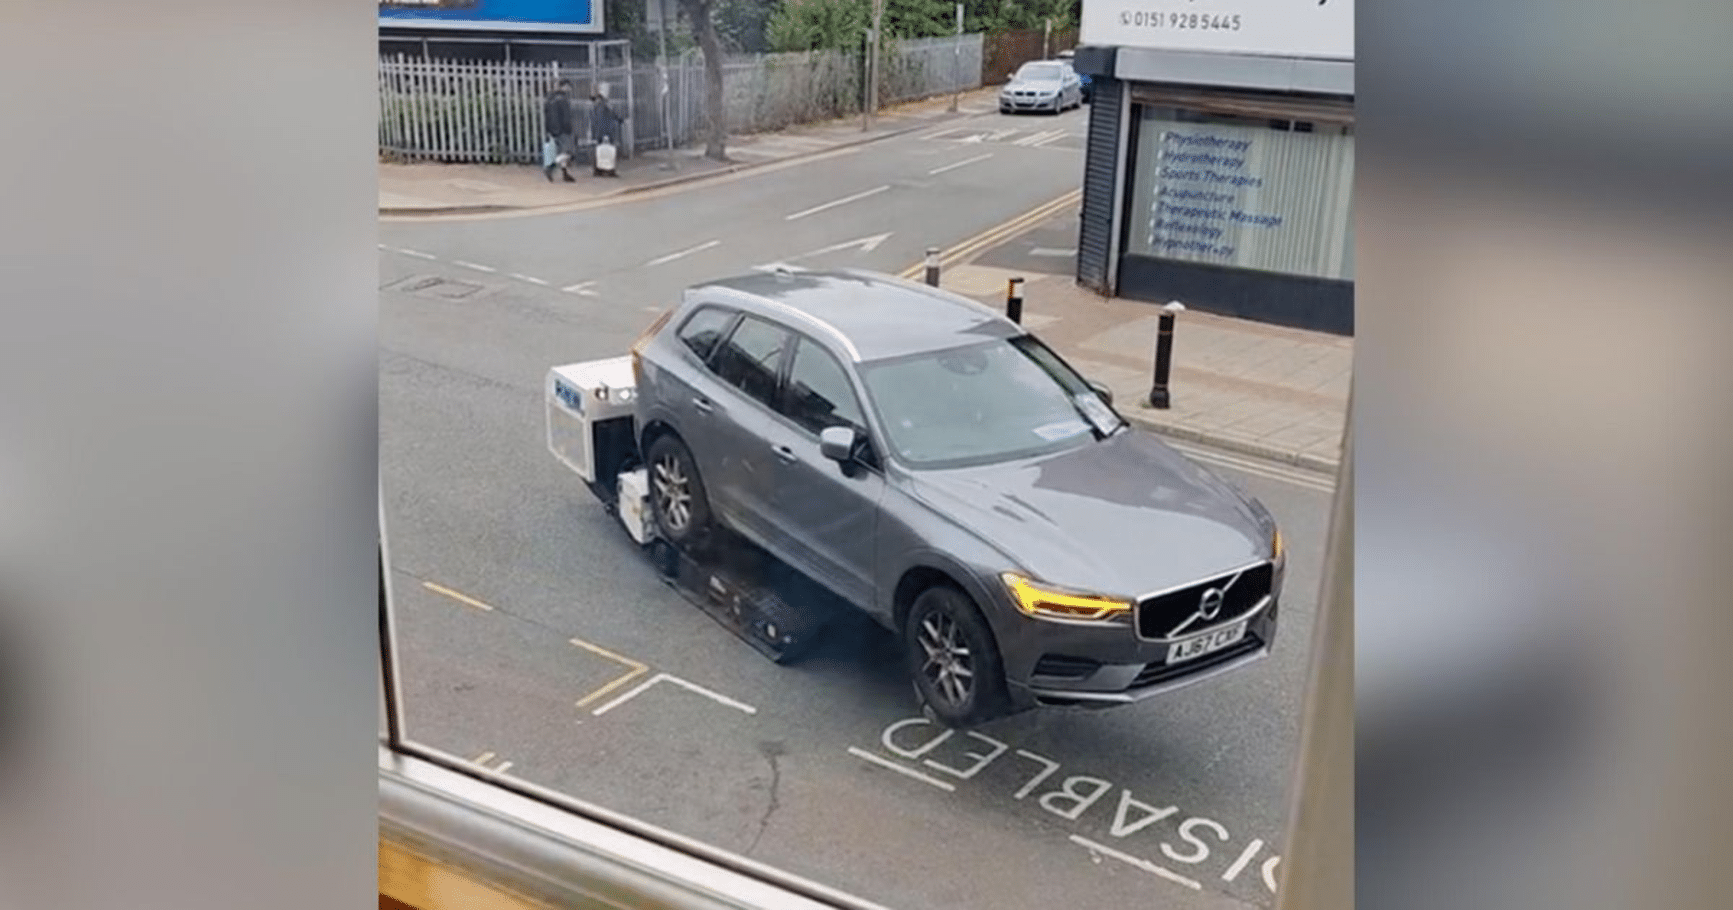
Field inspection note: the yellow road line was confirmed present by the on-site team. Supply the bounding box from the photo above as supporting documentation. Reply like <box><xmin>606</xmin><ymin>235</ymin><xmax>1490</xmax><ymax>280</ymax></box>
<box><xmin>570</xmin><ymin>636</ymin><xmax>652</xmax><ymax>708</ymax></box>
<box><xmin>900</xmin><ymin>188</ymin><xmax>1082</xmax><ymax>279</ymax></box>
<box><xmin>422</xmin><ymin>581</ymin><xmax>495</xmax><ymax>612</ymax></box>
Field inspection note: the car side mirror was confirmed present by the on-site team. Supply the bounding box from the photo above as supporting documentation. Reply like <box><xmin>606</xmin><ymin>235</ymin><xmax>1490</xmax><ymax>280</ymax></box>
<box><xmin>1087</xmin><ymin>380</ymin><xmax>1113</xmax><ymax>407</ymax></box>
<box><xmin>819</xmin><ymin>426</ymin><xmax>859</xmax><ymax>463</ymax></box>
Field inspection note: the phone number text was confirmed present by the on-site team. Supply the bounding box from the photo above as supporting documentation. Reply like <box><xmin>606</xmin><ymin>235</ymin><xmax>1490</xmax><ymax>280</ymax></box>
<box><xmin>1118</xmin><ymin>10</ymin><xmax>1243</xmax><ymax>31</ymax></box>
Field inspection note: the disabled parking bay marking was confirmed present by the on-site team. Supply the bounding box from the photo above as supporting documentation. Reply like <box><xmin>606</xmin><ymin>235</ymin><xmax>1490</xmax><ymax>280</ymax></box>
<box><xmin>848</xmin><ymin>716</ymin><xmax>1284</xmax><ymax>897</ymax></box>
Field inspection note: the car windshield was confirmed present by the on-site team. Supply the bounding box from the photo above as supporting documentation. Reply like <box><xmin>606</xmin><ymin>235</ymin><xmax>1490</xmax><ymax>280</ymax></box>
<box><xmin>1017</xmin><ymin>63</ymin><xmax>1062</xmax><ymax>81</ymax></box>
<box><xmin>858</xmin><ymin>335</ymin><xmax>1120</xmax><ymax>469</ymax></box>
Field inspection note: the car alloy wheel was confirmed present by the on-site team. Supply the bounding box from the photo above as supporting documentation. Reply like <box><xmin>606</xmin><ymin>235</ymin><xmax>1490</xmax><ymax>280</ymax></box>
<box><xmin>646</xmin><ymin>434</ymin><xmax>711</xmax><ymax>548</ymax></box>
<box><xmin>918</xmin><ymin>612</ymin><xmax>973</xmax><ymax>707</ymax></box>
<box><xmin>904</xmin><ymin>585</ymin><xmax>1009</xmax><ymax>727</ymax></box>
<box><xmin>652</xmin><ymin>456</ymin><xmax>691</xmax><ymax>531</ymax></box>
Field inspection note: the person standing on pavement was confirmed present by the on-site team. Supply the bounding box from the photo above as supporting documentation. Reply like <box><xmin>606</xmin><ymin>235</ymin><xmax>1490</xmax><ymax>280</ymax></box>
<box><xmin>542</xmin><ymin>80</ymin><xmax>575</xmax><ymax>182</ymax></box>
<box><xmin>588</xmin><ymin>90</ymin><xmax>625</xmax><ymax>177</ymax></box>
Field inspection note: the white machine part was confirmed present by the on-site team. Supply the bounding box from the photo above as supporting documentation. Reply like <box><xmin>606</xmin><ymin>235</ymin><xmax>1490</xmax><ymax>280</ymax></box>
<box><xmin>616</xmin><ymin>468</ymin><xmax>653</xmax><ymax>544</ymax></box>
<box><xmin>546</xmin><ymin>356</ymin><xmax>637</xmax><ymax>482</ymax></box>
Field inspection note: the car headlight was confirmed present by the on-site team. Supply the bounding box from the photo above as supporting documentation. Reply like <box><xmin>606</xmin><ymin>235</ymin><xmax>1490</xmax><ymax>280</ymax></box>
<box><xmin>1002</xmin><ymin>573</ymin><xmax>1131</xmax><ymax>621</ymax></box>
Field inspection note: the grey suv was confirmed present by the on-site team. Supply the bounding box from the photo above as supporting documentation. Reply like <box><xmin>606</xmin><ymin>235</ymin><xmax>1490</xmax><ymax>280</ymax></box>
<box><xmin>632</xmin><ymin>269</ymin><xmax>1284</xmax><ymax>727</ymax></box>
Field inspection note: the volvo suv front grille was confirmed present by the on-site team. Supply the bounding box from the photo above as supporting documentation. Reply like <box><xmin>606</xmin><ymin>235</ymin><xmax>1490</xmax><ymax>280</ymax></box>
<box><xmin>1136</xmin><ymin>562</ymin><xmax>1273</xmax><ymax>640</ymax></box>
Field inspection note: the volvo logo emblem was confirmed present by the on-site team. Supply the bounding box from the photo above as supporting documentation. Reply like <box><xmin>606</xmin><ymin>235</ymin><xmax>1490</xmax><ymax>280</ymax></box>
<box><xmin>1198</xmin><ymin>588</ymin><xmax>1225</xmax><ymax>621</ymax></box>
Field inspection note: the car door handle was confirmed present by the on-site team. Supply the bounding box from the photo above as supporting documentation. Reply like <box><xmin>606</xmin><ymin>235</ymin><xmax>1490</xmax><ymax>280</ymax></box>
<box><xmin>772</xmin><ymin>445</ymin><xmax>797</xmax><ymax>463</ymax></box>
<box><xmin>692</xmin><ymin>397</ymin><xmax>714</xmax><ymax>414</ymax></box>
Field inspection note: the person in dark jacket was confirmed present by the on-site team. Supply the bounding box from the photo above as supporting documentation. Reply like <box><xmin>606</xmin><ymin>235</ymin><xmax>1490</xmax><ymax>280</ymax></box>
<box><xmin>542</xmin><ymin>80</ymin><xmax>575</xmax><ymax>182</ymax></box>
<box><xmin>588</xmin><ymin>90</ymin><xmax>625</xmax><ymax>177</ymax></box>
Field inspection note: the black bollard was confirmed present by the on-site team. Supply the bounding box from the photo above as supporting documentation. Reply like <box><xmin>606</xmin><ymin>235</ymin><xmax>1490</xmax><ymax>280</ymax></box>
<box><xmin>1006</xmin><ymin>277</ymin><xmax>1024</xmax><ymax>324</ymax></box>
<box><xmin>924</xmin><ymin>247</ymin><xmax>942</xmax><ymax>287</ymax></box>
<box><xmin>1148</xmin><ymin>301</ymin><xmax>1186</xmax><ymax>409</ymax></box>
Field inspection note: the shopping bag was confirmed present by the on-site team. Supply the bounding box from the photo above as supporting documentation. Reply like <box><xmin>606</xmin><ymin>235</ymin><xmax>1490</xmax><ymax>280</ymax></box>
<box><xmin>542</xmin><ymin>137</ymin><xmax>558</xmax><ymax>169</ymax></box>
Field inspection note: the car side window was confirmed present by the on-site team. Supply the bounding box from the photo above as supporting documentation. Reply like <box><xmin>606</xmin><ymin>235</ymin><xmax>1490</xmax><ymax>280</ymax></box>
<box><xmin>711</xmin><ymin>315</ymin><xmax>791</xmax><ymax>408</ymax></box>
<box><xmin>677</xmin><ymin>305</ymin><xmax>735</xmax><ymax>364</ymax></box>
<box><xmin>781</xmin><ymin>338</ymin><xmax>866</xmax><ymax>436</ymax></box>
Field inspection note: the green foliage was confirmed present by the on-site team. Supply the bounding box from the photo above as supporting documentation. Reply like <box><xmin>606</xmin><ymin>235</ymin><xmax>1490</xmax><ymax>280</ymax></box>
<box><xmin>714</xmin><ymin>0</ymin><xmax>776</xmax><ymax>52</ymax></box>
<box><xmin>769</xmin><ymin>0</ymin><xmax>1077</xmax><ymax>52</ymax></box>
<box><xmin>960</xmin><ymin>0</ymin><xmax>1079</xmax><ymax>33</ymax></box>
<box><xmin>768</xmin><ymin>0</ymin><xmax>868</xmax><ymax>52</ymax></box>
<box><xmin>604</xmin><ymin>0</ymin><xmax>664</xmax><ymax>60</ymax></box>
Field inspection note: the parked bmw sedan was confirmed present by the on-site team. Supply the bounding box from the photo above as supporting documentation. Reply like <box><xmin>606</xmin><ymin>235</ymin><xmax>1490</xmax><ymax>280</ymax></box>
<box><xmin>998</xmin><ymin>60</ymin><xmax>1084</xmax><ymax>114</ymax></box>
<box><xmin>631</xmin><ymin>269</ymin><xmax>1284</xmax><ymax>727</ymax></box>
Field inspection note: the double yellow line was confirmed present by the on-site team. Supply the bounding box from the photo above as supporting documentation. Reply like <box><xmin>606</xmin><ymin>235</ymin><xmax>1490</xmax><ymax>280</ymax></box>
<box><xmin>898</xmin><ymin>188</ymin><xmax>1083</xmax><ymax>280</ymax></box>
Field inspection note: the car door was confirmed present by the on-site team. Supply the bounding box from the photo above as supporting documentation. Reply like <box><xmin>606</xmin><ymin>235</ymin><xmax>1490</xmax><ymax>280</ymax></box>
<box><xmin>759</xmin><ymin>335</ymin><xmax>884</xmax><ymax>609</ymax></box>
<box><xmin>699</xmin><ymin>313</ymin><xmax>795</xmax><ymax>544</ymax></box>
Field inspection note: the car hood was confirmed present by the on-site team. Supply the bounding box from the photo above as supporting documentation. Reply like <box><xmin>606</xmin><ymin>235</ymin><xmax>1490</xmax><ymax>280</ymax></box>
<box><xmin>904</xmin><ymin>430</ymin><xmax>1272</xmax><ymax>599</ymax></box>
<box><xmin>1006</xmin><ymin>78</ymin><xmax>1062</xmax><ymax>91</ymax></box>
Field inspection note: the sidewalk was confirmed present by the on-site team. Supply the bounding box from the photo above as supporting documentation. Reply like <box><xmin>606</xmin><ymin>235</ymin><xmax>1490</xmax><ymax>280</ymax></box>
<box><xmin>380</xmin><ymin>87</ymin><xmax>1004</xmax><ymax>216</ymax></box>
<box><xmin>929</xmin><ymin>211</ymin><xmax>1351</xmax><ymax>474</ymax></box>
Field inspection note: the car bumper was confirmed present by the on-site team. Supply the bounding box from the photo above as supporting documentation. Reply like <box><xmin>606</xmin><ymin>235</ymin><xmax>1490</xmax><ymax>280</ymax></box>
<box><xmin>999</xmin><ymin>95</ymin><xmax>1061</xmax><ymax>111</ymax></box>
<box><xmin>994</xmin><ymin>593</ymin><xmax>1280</xmax><ymax>711</ymax></box>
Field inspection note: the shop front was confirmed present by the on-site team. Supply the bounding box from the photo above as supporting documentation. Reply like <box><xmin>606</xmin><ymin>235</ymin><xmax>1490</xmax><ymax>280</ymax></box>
<box><xmin>1074</xmin><ymin>2</ymin><xmax>1354</xmax><ymax>335</ymax></box>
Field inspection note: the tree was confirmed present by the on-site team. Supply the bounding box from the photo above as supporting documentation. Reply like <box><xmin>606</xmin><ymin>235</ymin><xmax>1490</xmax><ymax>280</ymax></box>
<box><xmin>714</xmin><ymin>0</ymin><xmax>775</xmax><ymax>53</ymax></box>
<box><xmin>678</xmin><ymin>0</ymin><xmax>730</xmax><ymax>161</ymax></box>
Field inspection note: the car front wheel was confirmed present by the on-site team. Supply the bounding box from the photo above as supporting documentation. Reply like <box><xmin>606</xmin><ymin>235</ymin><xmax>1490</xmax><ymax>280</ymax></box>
<box><xmin>647</xmin><ymin>433</ymin><xmax>712</xmax><ymax>550</ymax></box>
<box><xmin>904</xmin><ymin>585</ymin><xmax>1009</xmax><ymax>728</ymax></box>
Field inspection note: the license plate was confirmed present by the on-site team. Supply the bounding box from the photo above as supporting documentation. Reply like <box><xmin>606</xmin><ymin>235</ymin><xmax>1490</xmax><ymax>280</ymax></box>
<box><xmin>1167</xmin><ymin>620</ymin><xmax>1248</xmax><ymax>664</ymax></box>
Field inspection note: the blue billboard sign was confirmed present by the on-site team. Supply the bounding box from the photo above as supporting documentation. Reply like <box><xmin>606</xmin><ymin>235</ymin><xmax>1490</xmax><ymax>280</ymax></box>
<box><xmin>379</xmin><ymin>0</ymin><xmax>603</xmax><ymax>34</ymax></box>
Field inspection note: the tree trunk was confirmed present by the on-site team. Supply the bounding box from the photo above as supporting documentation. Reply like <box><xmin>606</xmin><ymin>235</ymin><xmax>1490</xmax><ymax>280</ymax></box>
<box><xmin>682</xmin><ymin>0</ymin><xmax>728</xmax><ymax>161</ymax></box>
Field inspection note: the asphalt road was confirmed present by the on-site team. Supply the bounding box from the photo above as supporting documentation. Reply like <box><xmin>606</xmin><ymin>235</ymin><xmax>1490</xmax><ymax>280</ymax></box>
<box><xmin>380</xmin><ymin>105</ymin><xmax>1336</xmax><ymax>910</ymax></box>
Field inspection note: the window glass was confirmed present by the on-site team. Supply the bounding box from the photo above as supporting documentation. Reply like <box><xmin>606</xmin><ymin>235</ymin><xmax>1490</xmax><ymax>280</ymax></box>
<box><xmin>381</xmin><ymin>41</ymin><xmax>1338</xmax><ymax>910</ymax></box>
<box><xmin>1125</xmin><ymin>105</ymin><xmax>1355</xmax><ymax>280</ymax></box>
<box><xmin>711</xmin><ymin>315</ymin><xmax>789</xmax><ymax>407</ymax></box>
<box><xmin>859</xmin><ymin>338</ymin><xmax>1100</xmax><ymax>469</ymax></box>
<box><xmin>780</xmin><ymin>338</ymin><xmax>866</xmax><ymax>436</ymax></box>
<box><xmin>676</xmin><ymin>305</ymin><xmax>735</xmax><ymax>363</ymax></box>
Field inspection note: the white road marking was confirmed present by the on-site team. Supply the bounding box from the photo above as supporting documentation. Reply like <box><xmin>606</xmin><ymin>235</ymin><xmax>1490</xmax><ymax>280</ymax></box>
<box><xmin>400</xmin><ymin>249</ymin><xmax>438</xmax><ymax>261</ymax></box>
<box><xmin>1016</xmin><ymin>129</ymin><xmax>1070</xmax><ymax>147</ymax></box>
<box><xmin>453</xmin><ymin>260</ymin><xmax>496</xmax><ymax>273</ymax></box>
<box><xmin>590</xmin><ymin>672</ymin><xmax>755</xmax><ymax>717</ymax></box>
<box><xmin>492</xmin><ymin>761</ymin><xmax>513</xmax><ymax>774</ymax></box>
<box><xmin>1069</xmin><ymin>836</ymin><xmax>1203</xmax><ymax>890</ymax></box>
<box><xmin>1222</xmin><ymin>838</ymin><xmax>1264</xmax><ymax>882</ymax></box>
<box><xmin>644</xmin><ymin>239</ymin><xmax>722</xmax><ymax>267</ymax></box>
<box><xmin>561</xmin><ymin>281</ymin><xmax>599</xmax><ymax>296</ymax></box>
<box><xmin>659</xmin><ymin>674</ymin><xmax>757</xmax><ymax>715</ymax></box>
<box><xmin>1262</xmin><ymin>855</ymin><xmax>1282</xmax><ymax>892</ymax></box>
<box><xmin>785</xmin><ymin>185</ymin><xmax>889</xmax><ymax>221</ymax></box>
<box><xmin>472</xmin><ymin>751</ymin><xmax>496</xmax><ymax>765</ymax></box>
<box><xmin>590</xmin><ymin>674</ymin><xmax>661</xmax><ymax>716</ymax></box>
<box><xmin>928</xmin><ymin>153</ymin><xmax>993</xmax><ymax>175</ymax></box>
<box><xmin>1034</xmin><ymin>130</ymin><xmax>1077</xmax><ymax>148</ymax></box>
<box><xmin>1029</xmin><ymin>247</ymin><xmax>1077</xmax><ymax>257</ymax></box>
<box><xmin>846</xmin><ymin>747</ymin><xmax>958</xmax><ymax>792</ymax></box>
<box><xmin>802</xmin><ymin>232</ymin><xmax>893</xmax><ymax>257</ymax></box>
<box><xmin>422</xmin><ymin>581</ymin><xmax>494</xmax><ymax>612</ymax></box>
<box><xmin>511</xmin><ymin>273</ymin><xmax>550</xmax><ymax>285</ymax></box>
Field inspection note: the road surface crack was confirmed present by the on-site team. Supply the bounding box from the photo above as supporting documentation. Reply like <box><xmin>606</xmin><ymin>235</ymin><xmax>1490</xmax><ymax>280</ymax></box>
<box><xmin>746</xmin><ymin>740</ymin><xmax>785</xmax><ymax>856</ymax></box>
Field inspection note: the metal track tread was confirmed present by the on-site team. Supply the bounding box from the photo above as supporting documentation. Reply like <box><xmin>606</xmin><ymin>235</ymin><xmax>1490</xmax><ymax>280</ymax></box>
<box><xmin>647</xmin><ymin>534</ymin><xmax>842</xmax><ymax>665</ymax></box>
